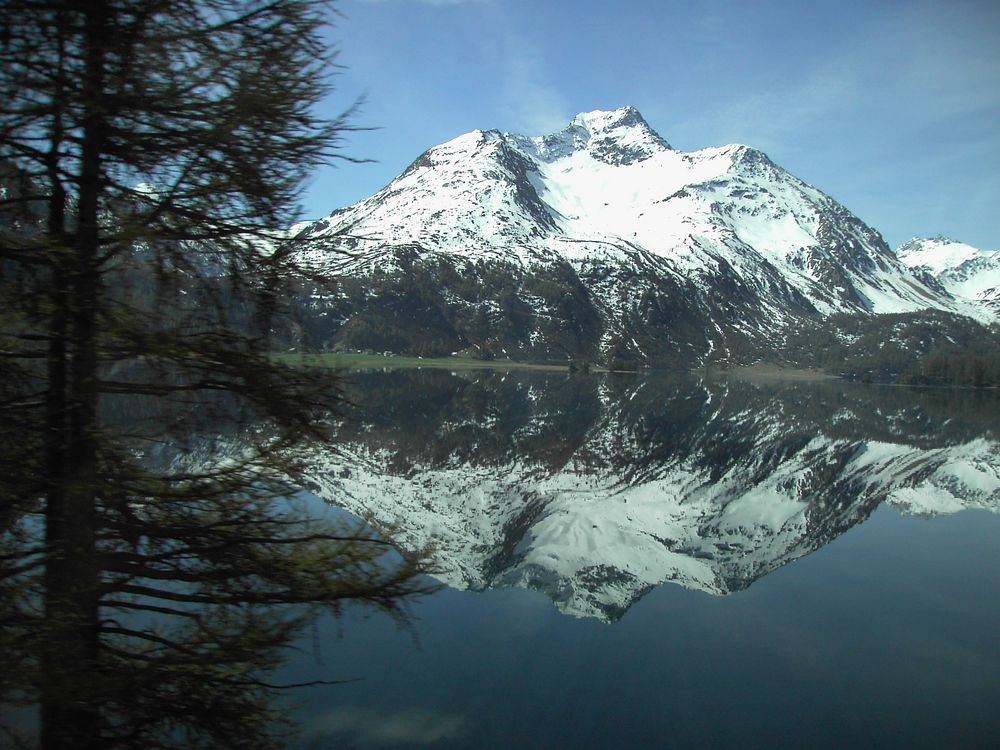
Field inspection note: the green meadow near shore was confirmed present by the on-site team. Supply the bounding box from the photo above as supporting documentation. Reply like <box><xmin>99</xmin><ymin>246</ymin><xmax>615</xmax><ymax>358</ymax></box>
<box><xmin>272</xmin><ymin>353</ymin><xmax>840</xmax><ymax>379</ymax></box>
<box><xmin>272</xmin><ymin>351</ymin><xmax>574</xmax><ymax>371</ymax></box>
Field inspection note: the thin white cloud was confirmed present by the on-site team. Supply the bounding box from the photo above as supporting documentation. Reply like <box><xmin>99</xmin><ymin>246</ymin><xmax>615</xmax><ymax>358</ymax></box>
<box><xmin>674</xmin><ymin>1</ymin><xmax>1000</xmax><ymax>156</ymax></box>
<box><xmin>476</xmin><ymin>13</ymin><xmax>570</xmax><ymax>136</ymax></box>
<box><xmin>700</xmin><ymin>69</ymin><xmax>857</xmax><ymax>154</ymax></box>
<box><xmin>306</xmin><ymin>705</ymin><xmax>472</xmax><ymax>746</ymax></box>
<box><xmin>349</xmin><ymin>0</ymin><xmax>568</xmax><ymax>135</ymax></box>
<box><xmin>889</xmin><ymin>3</ymin><xmax>1000</xmax><ymax>120</ymax></box>
<box><xmin>499</xmin><ymin>42</ymin><xmax>571</xmax><ymax>135</ymax></box>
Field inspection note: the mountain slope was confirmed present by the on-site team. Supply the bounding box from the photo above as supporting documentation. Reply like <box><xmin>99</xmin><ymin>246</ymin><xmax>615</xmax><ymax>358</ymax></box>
<box><xmin>290</xmin><ymin>108</ymin><xmax>993</xmax><ymax>365</ymax></box>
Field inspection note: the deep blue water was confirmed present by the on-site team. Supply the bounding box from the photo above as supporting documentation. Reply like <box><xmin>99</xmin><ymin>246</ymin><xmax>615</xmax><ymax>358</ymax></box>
<box><xmin>283</xmin><ymin>508</ymin><xmax>1000</xmax><ymax>749</ymax></box>
<box><xmin>277</xmin><ymin>371</ymin><xmax>1000</xmax><ymax>749</ymax></box>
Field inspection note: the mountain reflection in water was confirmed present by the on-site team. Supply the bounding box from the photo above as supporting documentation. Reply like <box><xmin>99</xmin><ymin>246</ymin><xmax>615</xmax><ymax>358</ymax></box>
<box><xmin>301</xmin><ymin>369</ymin><xmax>1000</xmax><ymax>621</ymax></box>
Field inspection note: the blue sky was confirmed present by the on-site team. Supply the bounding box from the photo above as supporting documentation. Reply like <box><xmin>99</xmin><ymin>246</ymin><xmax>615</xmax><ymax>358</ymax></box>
<box><xmin>305</xmin><ymin>0</ymin><xmax>1000</xmax><ymax>250</ymax></box>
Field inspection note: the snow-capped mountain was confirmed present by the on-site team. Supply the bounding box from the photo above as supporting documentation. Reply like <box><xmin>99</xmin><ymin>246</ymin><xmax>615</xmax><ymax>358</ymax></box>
<box><xmin>290</xmin><ymin>107</ymin><xmax>993</xmax><ymax>365</ymax></box>
<box><xmin>301</xmin><ymin>370</ymin><xmax>1000</xmax><ymax>622</ymax></box>
<box><xmin>897</xmin><ymin>236</ymin><xmax>1000</xmax><ymax>313</ymax></box>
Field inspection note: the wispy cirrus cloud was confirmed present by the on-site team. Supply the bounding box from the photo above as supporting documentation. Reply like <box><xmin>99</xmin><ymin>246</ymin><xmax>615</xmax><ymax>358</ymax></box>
<box><xmin>695</xmin><ymin>68</ymin><xmax>857</xmax><ymax>155</ymax></box>
<box><xmin>306</xmin><ymin>705</ymin><xmax>472</xmax><ymax>747</ymax></box>
<box><xmin>496</xmin><ymin>33</ymin><xmax>571</xmax><ymax>135</ymax></box>
<box><xmin>356</xmin><ymin>0</ymin><xmax>568</xmax><ymax>134</ymax></box>
<box><xmin>888</xmin><ymin>2</ymin><xmax>1000</xmax><ymax>121</ymax></box>
<box><xmin>675</xmin><ymin>0</ymin><xmax>1000</xmax><ymax>158</ymax></box>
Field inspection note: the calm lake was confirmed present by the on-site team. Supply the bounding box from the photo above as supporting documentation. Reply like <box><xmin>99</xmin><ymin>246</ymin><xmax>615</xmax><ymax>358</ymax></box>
<box><xmin>281</xmin><ymin>369</ymin><xmax>1000</xmax><ymax>749</ymax></box>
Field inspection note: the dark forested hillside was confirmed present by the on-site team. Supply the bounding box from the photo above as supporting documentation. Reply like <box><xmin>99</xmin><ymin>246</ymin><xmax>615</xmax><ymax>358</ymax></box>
<box><xmin>780</xmin><ymin>311</ymin><xmax>1000</xmax><ymax>386</ymax></box>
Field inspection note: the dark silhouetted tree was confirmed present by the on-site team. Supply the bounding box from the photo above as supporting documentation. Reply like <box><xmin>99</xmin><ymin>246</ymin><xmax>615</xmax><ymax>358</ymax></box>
<box><xmin>0</xmin><ymin>2</ymin><xmax>432</xmax><ymax>748</ymax></box>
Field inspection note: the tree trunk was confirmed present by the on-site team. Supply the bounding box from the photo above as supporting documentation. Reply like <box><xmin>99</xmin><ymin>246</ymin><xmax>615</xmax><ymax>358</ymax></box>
<box><xmin>41</xmin><ymin>3</ymin><xmax>107</xmax><ymax>748</ymax></box>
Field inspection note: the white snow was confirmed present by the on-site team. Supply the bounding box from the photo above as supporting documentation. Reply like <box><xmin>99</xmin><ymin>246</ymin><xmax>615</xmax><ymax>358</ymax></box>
<box><xmin>896</xmin><ymin>236</ymin><xmax>1000</xmax><ymax>310</ymax></box>
<box><xmin>896</xmin><ymin>237</ymin><xmax>985</xmax><ymax>275</ymax></box>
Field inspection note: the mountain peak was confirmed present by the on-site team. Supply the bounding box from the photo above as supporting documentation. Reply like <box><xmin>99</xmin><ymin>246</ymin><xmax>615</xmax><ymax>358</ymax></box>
<box><xmin>897</xmin><ymin>236</ymin><xmax>977</xmax><ymax>263</ymax></box>
<box><xmin>570</xmin><ymin>105</ymin><xmax>646</xmax><ymax>131</ymax></box>
<box><xmin>533</xmin><ymin>106</ymin><xmax>671</xmax><ymax>165</ymax></box>
<box><xmin>898</xmin><ymin>235</ymin><xmax>960</xmax><ymax>250</ymax></box>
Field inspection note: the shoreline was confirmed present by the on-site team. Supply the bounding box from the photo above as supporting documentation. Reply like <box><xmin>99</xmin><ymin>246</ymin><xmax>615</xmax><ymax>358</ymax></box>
<box><xmin>273</xmin><ymin>352</ymin><xmax>575</xmax><ymax>372</ymax></box>
<box><xmin>714</xmin><ymin>362</ymin><xmax>839</xmax><ymax>382</ymax></box>
<box><xmin>277</xmin><ymin>354</ymin><xmax>843</xmax><ymax>381</ymax></box>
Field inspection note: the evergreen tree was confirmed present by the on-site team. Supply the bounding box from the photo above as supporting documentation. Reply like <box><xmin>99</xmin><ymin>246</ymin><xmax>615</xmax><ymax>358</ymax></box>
<box><xmin>0</xmin><ymin>2</ymin><xmax>431</xmax><ymax>748</ymax></box>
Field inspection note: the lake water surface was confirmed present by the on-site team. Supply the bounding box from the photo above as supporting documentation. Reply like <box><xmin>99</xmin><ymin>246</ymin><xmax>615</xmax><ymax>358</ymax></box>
<box><xmin>282</xmin><ymin>370</ymin><xmax>1000</xmax><ymax>749</ymax></box>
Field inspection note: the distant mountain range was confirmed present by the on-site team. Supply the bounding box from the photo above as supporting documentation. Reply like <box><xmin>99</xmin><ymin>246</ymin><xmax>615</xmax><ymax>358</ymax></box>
<box><xmin>896</xmin><ymin>236</ymin><xmax>1000</xmax><ymax>314</ymax></box>
<box><xmin>287</xmin><ymin>107</ymin><xmax>998</xmax><ymax>370</ymax></box>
